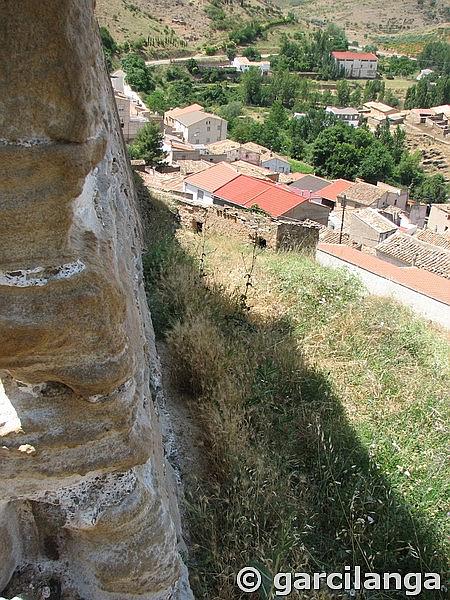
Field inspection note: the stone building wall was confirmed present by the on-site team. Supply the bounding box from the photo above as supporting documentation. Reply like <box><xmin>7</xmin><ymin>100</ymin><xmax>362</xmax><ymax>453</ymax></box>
<box><xmin>0</xmin><ymin>2</ymin><xmax>191</xmax><ymax>599</ymax></box>
<box><xmin>176</xmin><ymin>200</ymin><xmax>319</xmax><ymax>252</ymax></box>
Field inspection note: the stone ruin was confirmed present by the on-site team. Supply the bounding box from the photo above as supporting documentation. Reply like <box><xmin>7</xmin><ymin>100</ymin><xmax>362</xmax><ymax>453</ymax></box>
<box><xmin>0</xmin><ymin>2</ymin><xmax>192</xmax><ymax>599</ymax></box>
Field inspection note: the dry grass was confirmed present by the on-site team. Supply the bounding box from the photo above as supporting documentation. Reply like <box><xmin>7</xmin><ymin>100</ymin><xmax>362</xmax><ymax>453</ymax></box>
<box><xmin>140</xmin><ymin>183</ymin><xmax>449</xmax><ymax>599</ymax></box>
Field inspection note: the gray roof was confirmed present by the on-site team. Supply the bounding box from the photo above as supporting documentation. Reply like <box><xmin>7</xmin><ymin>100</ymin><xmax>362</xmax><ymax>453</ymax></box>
<box><xmin>376</xmin><ymin>233</ymin><xmax>450</xmax><ymax>279</ymax></box>
<box><xmin>352</xmin><ymin>208</ymin><xmax>398</xmax><ymax>234</ymax></box>
<box><xmin>340</xmin><ymin>181</ymin><xmax>386</xmax><ymax>207</ymax></box>
<box><xmin>175</xmin><ymin>110</ymin><xmax>222</xmax><ymax>127</ymax></box>
<box><xmin>290</xmin><ymin>174</ymin><xmax>331</xmax><ymax>193</ymax></box>
<box><xmin>327</xmin><ymin>106</ymin><xmax>359</xmax><ymax>116</ymax></box>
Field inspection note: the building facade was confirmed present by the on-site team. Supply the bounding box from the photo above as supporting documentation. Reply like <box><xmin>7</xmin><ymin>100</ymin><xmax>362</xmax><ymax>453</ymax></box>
<box><xmin>332</xmin><ymin>51</ymin><xmax>378</xmax><ymax>79</ymax></box>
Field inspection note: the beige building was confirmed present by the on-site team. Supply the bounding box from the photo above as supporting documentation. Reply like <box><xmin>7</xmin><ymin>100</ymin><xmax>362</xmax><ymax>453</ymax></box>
<box><xmin>331</xmin><ymin>51</ymin><xmax>378</xmax><ymax>79</ymax></box>
<box><xmin>362</xmin><ymin>101</ymin><xmax>399</xmax><ymax>130</ymax></box>
<box><xmin>350</xmin><ymin>208</ymin><xmax>398</xmax><ymax>247</ymax></box>
<box><xmin>170</xmin><ymin>109</ymin><xmax>227</xmax><ymax>146</ymax></box>
<box><xmin>428</xmin><ymin>204</ymin><xmax>450</xmax><ymax>234</ymax></box>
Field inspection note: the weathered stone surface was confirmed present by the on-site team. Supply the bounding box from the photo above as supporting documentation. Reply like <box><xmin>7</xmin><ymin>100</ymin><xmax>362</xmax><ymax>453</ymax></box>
<box><xmin>0</xmin><ymin>1</ymin><xmax>192</xmax><ymax>598</ymax></box>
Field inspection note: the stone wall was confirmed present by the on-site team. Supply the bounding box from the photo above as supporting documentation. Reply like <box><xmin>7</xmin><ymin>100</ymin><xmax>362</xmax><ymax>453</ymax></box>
<box><xmin>0</xmin><ymin>2</ymin><xmax>191</xmax><ymax>599</ymax></box>
<box><xmin>176</xmin><ymin>199</ymin><xmax>319</xmax><ymax>252</ymax></box>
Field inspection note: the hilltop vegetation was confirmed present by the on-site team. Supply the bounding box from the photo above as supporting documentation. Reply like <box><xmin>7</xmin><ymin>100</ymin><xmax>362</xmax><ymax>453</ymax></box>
<box><xmin>140</xmin><ymin>182</ymin><xmax>449</xmax><ymax>599</ymax></box>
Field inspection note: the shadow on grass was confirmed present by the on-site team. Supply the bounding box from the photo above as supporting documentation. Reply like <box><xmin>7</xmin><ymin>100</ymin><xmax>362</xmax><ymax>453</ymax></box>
<box><xmin>137</xmin><ymin>179</ymin><xmax>448</xmax><ymax>600</ymax></box>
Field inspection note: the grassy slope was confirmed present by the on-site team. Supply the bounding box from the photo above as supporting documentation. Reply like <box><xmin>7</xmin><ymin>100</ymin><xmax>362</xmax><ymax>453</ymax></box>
<box><xmin>95</xmin><ymin>0</ymin><xmax>284</xmax><ymax>47</ymax></box>
<box><xmin>139</xmin><ymin>182</ymin><xmax>449</xmax><ymax>599</ymax></box>
<box><xmin>284</xmin><ymin>0</ymin><xmax>449</xmax><ymax>50</ymax></box>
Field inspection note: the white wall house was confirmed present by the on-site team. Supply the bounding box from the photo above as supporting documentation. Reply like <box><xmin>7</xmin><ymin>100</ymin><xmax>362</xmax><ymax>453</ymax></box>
<box><xmin>326</xmin><ymin>106</ymin><xmax>360</xmax><ymax>127</ymax></box>
<box><xmin>232</xmin><ymin>56</ymin><xmax>270</xmax><ymax>75</ymax></box>
<box><xmin>172</xmin><ymin>110</ymin><xmax>227</xmax><ymax>146</ymax></box>
<box><xmin>331</xmin><ymin>51</ymin><xmax>378</xmax><ymax>79</ymax></box>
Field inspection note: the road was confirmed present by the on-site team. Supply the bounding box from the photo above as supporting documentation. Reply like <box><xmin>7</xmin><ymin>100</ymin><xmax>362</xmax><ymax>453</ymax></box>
<box><xmin>145</xmin><ymin>53</ymin><xmax>274</xmax><ymax>66</ymax></box>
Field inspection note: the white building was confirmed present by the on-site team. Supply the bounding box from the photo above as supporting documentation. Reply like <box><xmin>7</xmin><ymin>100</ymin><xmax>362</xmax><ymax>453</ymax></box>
<box><xmin>111</xmin><ymin>70</ymin><xmax>161</xmax><ymax>142</ymax></box>
<box><xmin>240</xmin><ymin>142</ymin><xmax>291</xmax><ymax>174</ymax></box>
<box><xmin>171</xmin><ymin>110</ymin><xmax>227</xmax><ymax>146</ymax></box>
<box><xmin>232</xmin><ymin>56</ymin><xmax>270</xmax><ymax>75</ymax></box>
<box><xmin>326</xmin><ymin>106</ymin><xmax>360</xmax><ymax>127</ymax></box>
<box><xmin>331</xmin><ymin>51</ymin><xmax>378</xmax><ymax>79</ymax></box>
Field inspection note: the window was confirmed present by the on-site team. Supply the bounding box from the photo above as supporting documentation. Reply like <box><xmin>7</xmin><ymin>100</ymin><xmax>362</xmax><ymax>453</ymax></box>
<box><xmin>217</xmin><ymin>125</ymin><xmax>221</xmax><ymax>130</ymax></box>
<box><xmin>198</xmin><ymin>190</ymin><xmax>204</xmax><ymax>200</ymax></box>
<box><xmin>207</xmin><ymin>126</ymin><xmax>211</xmax><ymax>132</ymax></box>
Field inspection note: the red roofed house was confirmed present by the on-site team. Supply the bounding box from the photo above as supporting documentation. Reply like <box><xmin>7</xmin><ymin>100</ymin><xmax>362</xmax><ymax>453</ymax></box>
<box><xmin>319</xmin><ymin>179</ymin><xmax>353</xmax><ymax>209</ymax></box>
<box><xmin>183</xmin><ymin>162</ymin><xmax>239</xmax><ymax>203</ymax></box>
<box><xmin>331</xmin><ymin>51</ymin><xmax>378</xmax><ymax>79</ymax></box>
<box><xmin>213</xmin><ymin>174</ymin><xmax>331</xmax><ymax>224</ymax></box>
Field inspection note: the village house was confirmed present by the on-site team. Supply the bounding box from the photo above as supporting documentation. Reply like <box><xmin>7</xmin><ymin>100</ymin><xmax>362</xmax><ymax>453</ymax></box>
<box><xmin>111</xmin><ymin>70</ymin><xmax>162</xmax><ymax>142</ymax></box>
<box><xmin>361</xmin><ymin>101</ymin><xmax>401</xmax><ymax>130</ymax></box>
<box><xmin>415</xmin><ymin>229</ymin><xmax>450</xmax><ymax>250</ymax></box>
<box><xmin>164</xmin><ymin>103</ymin><xmax>204</xmax><ymax>128</ymax></box>
<box><xmin>318</xmin><ymin>179</ymin><xmax>353</xmax><ymax>209</ymax></box>
<box><xmin>427</xmin><ymin>203</ymin><xmax>450</xmax><ymax>234</ymax></box>
<box><xmin>375</xmin><ymin>233</ymin><xmax>450</xmax><ymax>279</ymax></box>
<box><xmin>289</xmin><ymin>174</ymin><xmax>332</xmax><ymax>196</ymax></box>
<box><xmin>240</xmin><ymin>142</ymin><xmax>291</xmax><ymax>173</ymax></box>
<box><xmin>326</xmin><ymin>106</ymin><xmax>360</xmax><ymax>127</ymax></box>
<box><xmin>204</xmin><ymin>139</ymin><xmax>242</xmax><ymax>162</ymax></box>
<box><xmin>183</xmin><ymin>162</ymin><xmax>239</xmax><ymax>203</ymax></box>
<box><xmin>163</xmin><ymin>135</ymin><xmax>201</xmax><ymax>164</ymax></box>
<box><xmin>229</xmin><ymin>160</ymin><xmax>279</xmax><ymax>181</ymax></box>
<box><xmin>331</xmin><ymin>51</ymin><xmax>378</xmax><ymax>79</ymax></box>
<box><xmin>349</xmin><ymin>208</ymin><xmax>398</xmax><ymax>247</ymax></box>
<box><xmin>232</xmin><ymin>56</ymin><xmax>270</xmax><ymax>75</ymax></box>
<box><xmin>170</xmin><ymin>109</ymin><xmax>227</xmax><ymax>146</ymax></box>
<box><xmin>212</xmin><ymin>174</ymin><xmax>331</xmax><ymax>224</ymax></box>
<box><xmin>337</xmin><ymin>181</ymin><xmax>408</xmax><ymax>211</ymax></box>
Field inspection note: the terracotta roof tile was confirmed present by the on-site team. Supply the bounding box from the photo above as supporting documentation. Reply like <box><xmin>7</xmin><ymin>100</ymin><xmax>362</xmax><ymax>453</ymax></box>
<box><xmin>332</xmin><ymin>51</ymin><xmax>378</xmax><ymax>61</ymax></box>
<box><xmin>184</xmin><ymin>162</ymin><xmax>239</xmax><ymax>193</ymax></box>
<box><xmin>318</xmin><ymin>243</ymin><xmax>450</xmax><ymax>305</ymax></box>
<box><xmin>214</xmin><ymin>174</ymin><xmax>307</xmax><ymax>218</ymax></box>
<box><xmin>316</xmin><ymin>179</ymin><xmax>353</xmax><ymax>202</ymax></box>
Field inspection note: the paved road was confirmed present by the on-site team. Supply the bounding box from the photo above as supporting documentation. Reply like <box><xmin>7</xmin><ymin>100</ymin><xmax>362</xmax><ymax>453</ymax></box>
<box><xmin>145</xmin><ymin>53</ymin><xmax>274</xmax><ymax>66</ymax></box>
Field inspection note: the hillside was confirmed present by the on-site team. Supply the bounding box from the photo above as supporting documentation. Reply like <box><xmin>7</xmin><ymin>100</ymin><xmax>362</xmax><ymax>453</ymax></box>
<box><xmin>287</xmin><ymin>0</ymin><xmax>450</xmax><ymax>50</ymax></box>
<box><xmin>96</xmin><ymin>0</ymin><xmax>449</xmax><ymax>54</ymax></box>
<box><xmin>95</xmin><ymin>0</ymin><xmax>284</xmax><ymax>50</ymax></box>
<box><xmin>140</xmin><ymin>180</ymin><xmax>449</xmax><ymax>599</ymax></box>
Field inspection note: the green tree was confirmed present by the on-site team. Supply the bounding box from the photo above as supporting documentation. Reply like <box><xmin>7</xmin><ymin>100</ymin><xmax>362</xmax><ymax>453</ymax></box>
<box><xmin>350</xmin><ymin>85</ymin><xmax>362</xmax><ymax>107</ymax></box>
<box><xmin>240</xmin><ymin>68</ymin><xmax>264</xmax><ymax>105</ymax></box>
<box><xmin>413</xmin><ymin>174</ymin><xmax>449</xmax><ymax>204</ymax></box>
<box><xmin>336</xmin><ymin>80</ymin><xmax>351</xmax><ymax>107</ymax></box>
<box><xmin>121</xmin><ymin>54</ymin><xmax>155</xmax><ymax>94</ymax></box>
<box><xmin>394</xmin><ymin>152</ymin><xmax>423</xmax><ymax>187</ymax></box>
<box><xmin>145</xmin><ymin>90</ymin><xmax>169</xmax><ymax>114</ymax></box>
<box><xmin>128</xmin><ymin>122</ymin><xmax>166</xmax><ymax>167</ymax></box>
<box><xmin>358</xmin><ymin>142</ymin><xmax>394</xmax><ymax>184</ymax></box>
<box><xmin>243</xmin><ymin>46</ymin><xmax>261</xmax><ymax>61</ymax></box>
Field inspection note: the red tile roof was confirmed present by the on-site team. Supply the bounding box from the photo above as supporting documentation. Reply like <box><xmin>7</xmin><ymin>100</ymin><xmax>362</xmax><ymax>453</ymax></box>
<box><xmin>332</xmin><ymin>51</ymin><xmax>378</xmax><ymax>61</ymax></box>
<box><xmin>184</xmin><ymin>162</ymin><xmax>239</xmax><ymax>193</ymax></box>
<box><xmin>320</xmin><ymin>179</ymin><xmax>353</xmax><ymax>202</ymax></box>
<box><xmin>214</xmin><ymin>174</ymin><xmax>307</xmax><ymax>218</ymax></box>
<box><xmin>318</xmin><ymin>244</ymin><xmax>450</xmax><ymax>306</ymax></box>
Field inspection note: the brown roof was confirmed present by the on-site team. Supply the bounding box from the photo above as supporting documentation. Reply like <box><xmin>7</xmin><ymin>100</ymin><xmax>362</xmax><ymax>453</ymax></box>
<box><xmin>175</xmin><ymin>110</ymin><xmax>222</xmax><ymax>127</ymax></box>
<box><xmin>340</xmin><ymin>181</ymin><xmax>386</xmax><ymax>207</ymax></box>
<box><xmin>177</xmin><ymin>160</ymin><xmax>211</xmax><ymax>175</ymax></box>
<box><xmin>165</xmin><ymin>103</ymin><xmax>204</xmax><ymax>120</ymax></box>
<box><xmin>415</xmin><ymin>229</ymin><xmax>450</xmax><ymax>250</ymax></box>
<box><xmin>319</xmin><ymin>228</ymin><xmax>351</xmax><ymax>245</ymax></box>
<box><xmin>206</xmin><ymin>139</ymin><xmax>241</xmax><ymax>155</ymax></box>
<box><xmin>241</xmin><ymin>142</ymin><xmax>289</xmax><ymax>164</ymax></box>
<box><xmin>318</xmin><ymin>244</ymin><xmax>450</xmax><ymax>306</ymax></box>
<box><xmin>184</xmin><ymin>162</ymin><xmax>239</xmax><ymax>193</ymax></box>
<box><xmin>376</xmin><ymin>233</ymin><xmax>450</xmax><ymax>279</ymax></box>
<box><xmin>231</xmin><ymin>160</ymin><xmax>277</xmax><ymax>180</ymax></box>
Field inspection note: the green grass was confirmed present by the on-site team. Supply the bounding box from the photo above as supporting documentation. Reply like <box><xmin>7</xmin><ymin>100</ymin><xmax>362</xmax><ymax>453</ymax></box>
<box><xmin>289</xmin><ymin>158</ymin><xmax>315</xmax><ymax>174</ymax></box>
<box><xmin>139</xmin><ymin>180</ymin><xmax>449</xmax><ymax>599</ymax></box>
